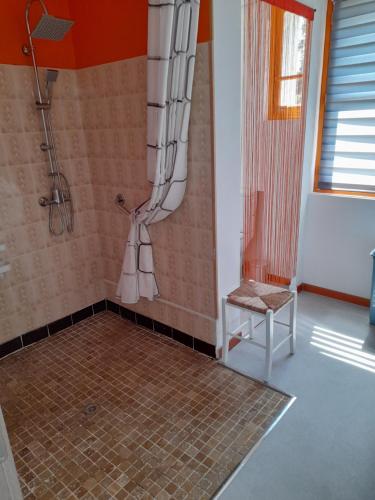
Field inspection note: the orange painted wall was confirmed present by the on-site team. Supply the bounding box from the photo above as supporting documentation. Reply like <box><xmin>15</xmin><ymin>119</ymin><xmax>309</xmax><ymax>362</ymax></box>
<box><xmin>198</xmin><ymin>0</ymin><xmax>212</xmax><ymax>43</ymax></box>
<box><xmin>0</xmin><ymin>0</ymin><xmax>212</xmax><ymax>69</ymax></box>
<box><xmin>0</xmin><ymin>0</ymin><xmax>76</xmax><ymax>68</ymax></box>
<box><xmin>70</xmin><ymin>0</ymin><xmax>148</xmax><ymax>68</ymax></box>
<box><xmin>70</xmin><ymin>0</ymin><xmax>212</xmax><ymax>68</ymax></box>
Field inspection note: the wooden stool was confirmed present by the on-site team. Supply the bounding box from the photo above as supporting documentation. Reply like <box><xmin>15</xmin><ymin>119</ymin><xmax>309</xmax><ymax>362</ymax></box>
<box><xmin>222</xmin><ymin>280</ymin><xmax>297</xmax><ymax>382</ymax></box>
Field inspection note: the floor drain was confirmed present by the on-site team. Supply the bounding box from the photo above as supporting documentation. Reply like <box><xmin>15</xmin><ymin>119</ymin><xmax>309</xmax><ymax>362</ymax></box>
<box><xmin>83</xmin><ymin>404</ymin><xmax>97</xmax><ymax>416</ymax></box>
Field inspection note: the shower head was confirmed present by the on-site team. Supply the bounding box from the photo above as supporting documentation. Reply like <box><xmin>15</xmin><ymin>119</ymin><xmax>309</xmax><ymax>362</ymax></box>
<box><xmin>31</xmin><ymin>14</ymin><xmax>74</xmax><ymax>41</ymax></box>
<box><xmin>46</xmin><ymin>69</ymin><xmax>59</xmax><ymax>83</ymax></box>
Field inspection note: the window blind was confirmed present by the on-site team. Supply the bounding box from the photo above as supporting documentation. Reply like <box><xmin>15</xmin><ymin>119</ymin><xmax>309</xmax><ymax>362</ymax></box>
<box><xmin>318</xmin><ymin>0</ymin><xmax>375</xmax><ymax>193</ymax></box>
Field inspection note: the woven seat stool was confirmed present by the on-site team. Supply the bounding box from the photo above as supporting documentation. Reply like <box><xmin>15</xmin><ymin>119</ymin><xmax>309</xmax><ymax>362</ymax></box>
<box><xmin>222</xmin><ymin>280</ymin><xmax>297</xmax><ymax>382</ymax></box>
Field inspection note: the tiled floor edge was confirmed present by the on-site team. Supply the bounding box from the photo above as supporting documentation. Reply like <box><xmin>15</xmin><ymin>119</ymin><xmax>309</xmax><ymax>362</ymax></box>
<box><xmin>218</xmin><ymin>363</ymin><xmax>297</xmax><ymax>400</ymax></box>
<box><xmin>0</xmin><ymin>299</ymin><xmax>217</xmax><ymax>360</ymax></box>
<box><xmin>211</xmin><ymin>395</ymin><xmax>297</xmax><ymax>500</ymax></box>
<box><xmin>0</xmin><ymin>300</ymin><xmax>106</xmax><ymax>360</ymax></box>
<box><xmin>106</xmin><ymin>300</ymin><xmax>217</xmax><ymax>359</ymax></box>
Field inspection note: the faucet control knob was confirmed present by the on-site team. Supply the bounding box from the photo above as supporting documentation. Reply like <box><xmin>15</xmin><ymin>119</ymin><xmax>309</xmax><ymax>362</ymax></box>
<box><xmin>38</xmin><ymin>196</ymin><xmax>50</xmax><ymax>207</ymax></box>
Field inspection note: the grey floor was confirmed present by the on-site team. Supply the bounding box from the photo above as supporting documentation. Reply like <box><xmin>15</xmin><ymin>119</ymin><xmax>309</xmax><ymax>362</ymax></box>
<box><xmin>218</xmin><ymin>292</ymin><xmax>375</xmax><ymax>500</ymax></box>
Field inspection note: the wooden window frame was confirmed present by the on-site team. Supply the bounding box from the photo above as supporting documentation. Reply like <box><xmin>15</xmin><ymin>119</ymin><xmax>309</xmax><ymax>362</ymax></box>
<box><xmin>268</xmin><ymin>6</ymin><xmax>303</xmax><ymax>121</ymax></box>
<box><xmin>313</xmin><ymin>1</ymin><xmax>375</xmax><ymax>199</ymax></box>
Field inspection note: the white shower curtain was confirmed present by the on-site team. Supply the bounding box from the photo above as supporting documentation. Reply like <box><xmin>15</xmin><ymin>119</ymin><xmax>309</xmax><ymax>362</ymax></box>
<box><xmin>117</xmin><ymin>0</ymin><xmax>200</xmax><ymax>304</ymax></box>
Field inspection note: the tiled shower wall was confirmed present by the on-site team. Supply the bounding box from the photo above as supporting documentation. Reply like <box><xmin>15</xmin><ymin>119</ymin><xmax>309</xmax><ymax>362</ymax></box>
<box><xmin>0</xmin><ymin>66</ymin><xmax>103</xmax><ymax>343</ymax></box>
<box><xmin>0</xmin><ymin>42</ymin><xmax>217</xmax><ymax>346</ymax></box>
<box><xmin>78</xmin><ymin>43</ymin><xmax>217</xmax><ymax>345</ymax></box>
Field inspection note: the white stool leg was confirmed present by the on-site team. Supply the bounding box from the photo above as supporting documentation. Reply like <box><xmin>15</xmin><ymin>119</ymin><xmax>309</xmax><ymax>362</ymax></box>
<box><xmin>222</xmin><ymin>297</ymin><xmax>229</xmax><ymax>364</ymax></box>
<box><xmin>289</xmin><ymin>291</ymin><xmax>297</xmax><ymax>354</ymax></box>
<box><xmin>265</xmin><ymin>309</ymin><xmax>274</xmax><ymax>382</ymax></box>
<box><xmin>248</xmin><ymin>313</ymin><xmax>254</xmax><ymax>339</ymax></box>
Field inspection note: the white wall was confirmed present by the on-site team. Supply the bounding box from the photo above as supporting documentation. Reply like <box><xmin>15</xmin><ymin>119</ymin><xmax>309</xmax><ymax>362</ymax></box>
<box><xmin>297</xmin><ymin>0</ymin><xmax>375</xmax><ymax>299</ymax></box>
<box><xmin>212</xmin><ymin>0</ymin><xmax>243</xmax><ymax>345</ymax></box>
<box><xmin>302</xmin><ymin>194</ymin><xmax>375</xmax><ymax>298</ymax></box>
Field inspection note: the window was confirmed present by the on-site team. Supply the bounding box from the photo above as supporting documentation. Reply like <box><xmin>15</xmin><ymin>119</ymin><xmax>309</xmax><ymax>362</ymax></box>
<box><xmin>314</xmin><ymin>0</ymin><xmax>375</xmax><ymax>197</ymax></box>
<box><xmin>268</xmin><ymin>6</ymin><xmax>308</xmax><ymax>120</ymax></box>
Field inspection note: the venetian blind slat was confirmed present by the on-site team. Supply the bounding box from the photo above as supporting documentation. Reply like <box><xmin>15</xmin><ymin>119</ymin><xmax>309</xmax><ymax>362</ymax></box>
<box><xmin>318</xmin><ymin>0</ymin><xmax>375</xmax><ymax>192</ymax></box>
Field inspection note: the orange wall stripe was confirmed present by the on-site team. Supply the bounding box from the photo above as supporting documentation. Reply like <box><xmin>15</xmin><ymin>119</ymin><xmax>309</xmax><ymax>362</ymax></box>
<box><xmin>69</xmin><ymin>0</ymin><xmax>148</xmax><ymax>69</ymax></box>
<box><xmin>0</xmin><ymin>0</ymin><xmax>212</xmax><ymax>69</ymax></box>
<box><xmin>71</xmin><ymin>0</ymin><xmax>212</xmax><ymax>69</ymax></box>
<box><xmin>197</xmin><ymin>0</ymin><xmax>212</xmax><ymax>44</ymax></box>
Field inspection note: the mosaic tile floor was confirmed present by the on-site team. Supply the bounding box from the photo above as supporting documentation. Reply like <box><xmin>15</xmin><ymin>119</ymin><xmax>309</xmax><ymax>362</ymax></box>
<box><xmin>0</xmin><ymin>312</ymin><xmax>291</xmax><ymax>499</ymax></box>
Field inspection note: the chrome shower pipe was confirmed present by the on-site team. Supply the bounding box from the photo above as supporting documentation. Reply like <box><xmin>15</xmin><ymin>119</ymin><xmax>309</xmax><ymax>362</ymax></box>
<box><xmin>25</xmin><ymin>0</ymin><xmax>73</xmax><ymax>235</ymax></box>
<box><xmin>25</xmin><ymin>0</ymin><xmax>55</xmax><ymax>173</ymax></box>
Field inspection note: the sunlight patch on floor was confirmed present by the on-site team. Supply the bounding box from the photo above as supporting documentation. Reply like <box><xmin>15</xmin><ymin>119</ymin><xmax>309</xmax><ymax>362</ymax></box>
<box><xmin>310</xmin><ymin>325</ymin><xmax>375</xmax><ymax>374</ymax></box>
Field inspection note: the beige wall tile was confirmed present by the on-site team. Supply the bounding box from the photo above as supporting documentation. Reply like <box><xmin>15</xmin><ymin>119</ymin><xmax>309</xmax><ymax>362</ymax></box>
<box><xmin>0</xmin><ymin>66</ymin><xmax>103</xmax><ymax>342</ymax></box>
<box><xmin>1</xmin><ymin>43</ymin><xmax>217</xmax><ymax>347</ymax></box>
<box><xmin>78</xmin><ymin>42</ymin><xmax>217</xmax><ymax>345</ymax></box>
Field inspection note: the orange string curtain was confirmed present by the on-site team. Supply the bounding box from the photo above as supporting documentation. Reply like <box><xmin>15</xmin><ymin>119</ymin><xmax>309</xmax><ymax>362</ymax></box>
<box><xmin>242</xmin><ymin>0</ymin><xmax>313</xmax><ymax>286</ymax></box>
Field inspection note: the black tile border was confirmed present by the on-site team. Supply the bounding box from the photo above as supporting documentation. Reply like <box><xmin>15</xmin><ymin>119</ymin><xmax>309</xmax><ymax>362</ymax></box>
<box><xmin>193</xmin><ymin>338</ymin><xmax>216</xmax><ymax>358</ymax></box>
<box><xmin>106</xmin><ymin>300</ymin><xmax>216</xmax><ymax>359</ymax></box>
<box><xmin>153</xmin><ymin>320</ymin><xmax>172</xmax><ymax>338</ymax></box>
<box><xmin>72</xmin><ymin>305</ymin><xmax>94</xmax><ymax>324</ymax></box>
<box><xmin>136</xmin><ymin>313</ymin><xmax>154</xmax><ymax>330</ymax></box>
<box><xmin>93</xmin><ymin>300</ymin><xmax>106</xmax><ymax>314</ymax></box>
<box><xmin>22</xmin><ymin>326</ymin><xmax>48</xmax><ymax>347</ymax></box>
<box><xmin>172</xmin><ymin>328</ymin><xmax>194</xmax><ymax>348</ymax></box>
<box><xmin>49</xmin><ymin>315</ymin><xmax>73</xmax><ymax>335</ymax></box>
<box><xmin>107</xmin><ymin>301</ymin><xmax>119</xmax><ymax>314</ymax></box>
<box><xmin>0</xmin><ymin>302</ymin><xmax>104</xmax><ymax>360</ymax></box>
<box><xmin>0</xmin><ymin>337</ymin><xmax>22</xmax><ymax>359</ymax></box>
<box><xmin>120</xmin><ymin>305</ymin><xmax>136</xmax><ymax>323</ymax></box>
<box><xmin>0</xmin><ymin>299</ymin><xmax>217</xmax><ymax>360</ymax></box>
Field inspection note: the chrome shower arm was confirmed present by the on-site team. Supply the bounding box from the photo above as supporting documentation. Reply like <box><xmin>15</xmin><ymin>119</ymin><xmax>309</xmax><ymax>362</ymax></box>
<box><xmin>25</xmin><ymin>1</ymin><xmax>48</xmax><ymax>106</ymax></box>
<box><xmin>25</xmin><ymin>0</ymin><xmax>48</xmax><ymax>37</ymax></box>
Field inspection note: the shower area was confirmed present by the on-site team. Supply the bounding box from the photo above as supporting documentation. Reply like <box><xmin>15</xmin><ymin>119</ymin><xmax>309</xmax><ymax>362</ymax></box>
<box><xmin>0</xmin><ymin>0</ymin><xmax>218</xmax><ymax>349</ymax></box>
